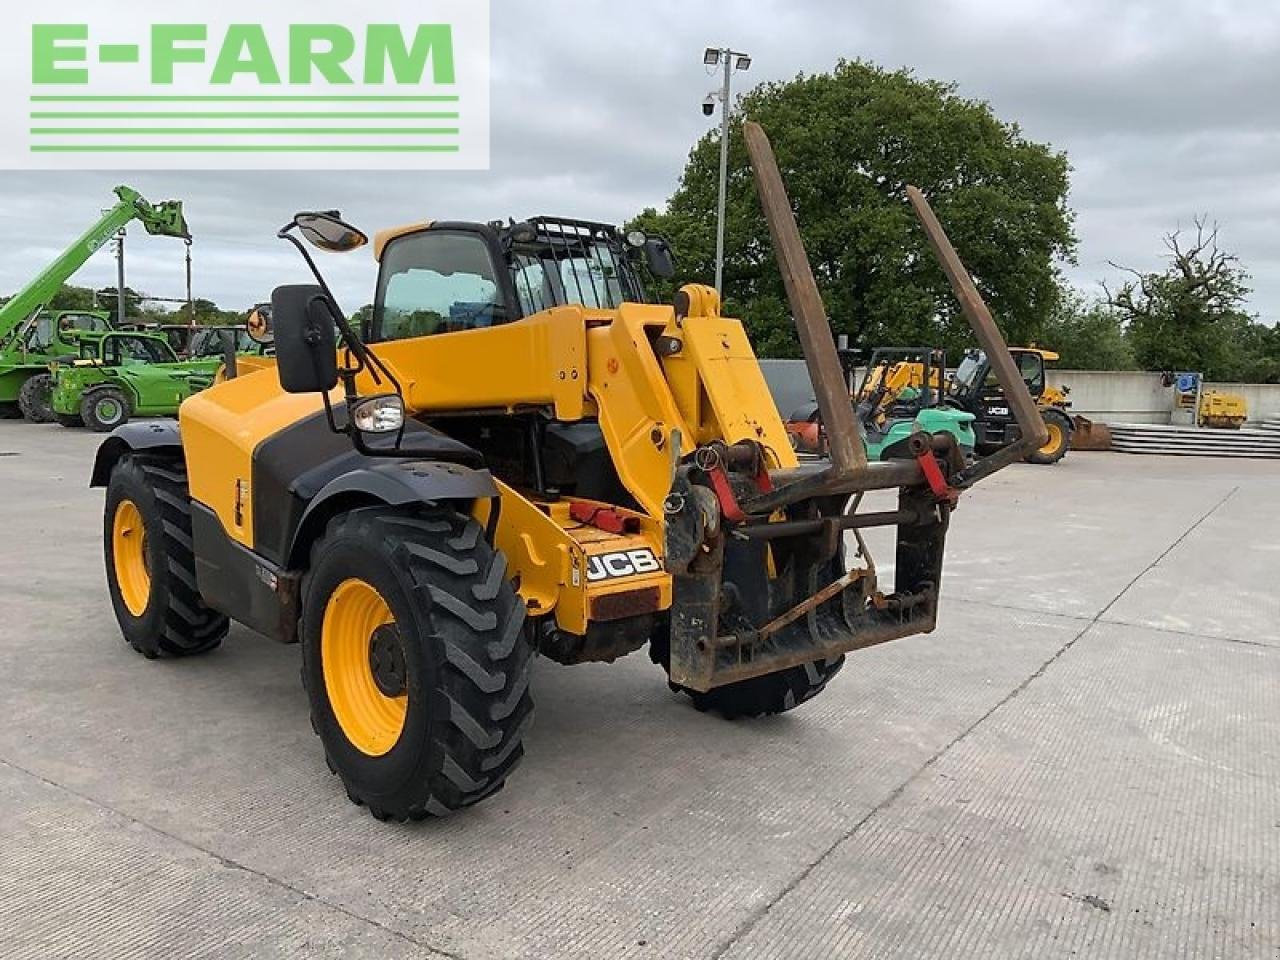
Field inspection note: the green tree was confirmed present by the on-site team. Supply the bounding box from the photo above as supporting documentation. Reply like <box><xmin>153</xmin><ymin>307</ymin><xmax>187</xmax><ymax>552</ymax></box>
<box><xmin>634</xmin><ymin>59</ymin><xmax>1075</xmax><ymax>358</ymax></box>
<box><xmin>1040</xmin><ymin>291</ymin><xmax>1136</xmax><ymax>370</ymax></box>
<box><xmin>1103</xmin><ymin>218</ymin><xmax>1272</xmax><ymax>380</ymax></box>
<box><xmin>50</xmin><ymin>284</ymin><xmax>103</xmax><ymax>311</ymax></box>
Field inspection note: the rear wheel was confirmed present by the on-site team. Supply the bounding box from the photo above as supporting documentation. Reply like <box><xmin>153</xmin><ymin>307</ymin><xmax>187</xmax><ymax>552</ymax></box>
<box><xmin>104</xmin><ymin>455</ymin><xmax>228</xmax><ymax>658</ymax></box>
<box><xmin>82</xmin><ymin>387</ymin><xmax>132</xmax><ymax>432</ymax></box>
<box><xmin>1025</xmin><ymin>408</ymin><xmax>1072</xmax><ymax>465</ymax></box>
<box><xmin>18</xmin><ymin>374</ymin><xmax>53</xmax><ymax>423</ymax></box>
<box><xmin>649</xmin><ymin>632</ymin><xmax>844</xmax><ymax>719</ymax></box>
<box><xmin>300</xmin><ymin>507</ymin><xmax>533</xmax><ymax>821</ymax></box>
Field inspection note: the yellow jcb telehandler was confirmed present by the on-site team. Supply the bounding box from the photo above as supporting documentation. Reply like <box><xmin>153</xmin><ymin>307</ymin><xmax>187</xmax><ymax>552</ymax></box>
<box><xmin>91</xmin><ymin>124</ymin><xmax>1046</xmax><ymax>821</ymax></box>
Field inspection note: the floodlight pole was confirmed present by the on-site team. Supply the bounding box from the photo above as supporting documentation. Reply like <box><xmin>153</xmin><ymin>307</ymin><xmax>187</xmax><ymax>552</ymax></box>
<box><xmin>707</xmin><ymin>46</ymin><xmax>750</xmax><ymax>298</ymax></box>
<box><xmin>714</xmin><ymin>53</ymin><xmax>731</xmax><ymax>296</ymax></box>
<box><xmin>114</xmin><ymin>228</ymin><xmax>127</xmax><ymax>326</ymax></box>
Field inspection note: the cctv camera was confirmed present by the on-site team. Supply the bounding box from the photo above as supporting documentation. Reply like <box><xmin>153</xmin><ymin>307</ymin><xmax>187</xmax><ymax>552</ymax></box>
<box><xmin>702</xmin><ymin>95</ymin><xmax>716</xmax><ymax>117</ymax></box>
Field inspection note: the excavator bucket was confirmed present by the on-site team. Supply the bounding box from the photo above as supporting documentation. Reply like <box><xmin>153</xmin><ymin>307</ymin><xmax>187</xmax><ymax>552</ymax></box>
<box><xmin>1071</xmin><ymin>415</ymin><xmax>1113</xmax><ymax>451</ymax></box>
<box><xmin>664</xmin><ymin>122</ymin><xmax>1049</xmax><ymax>692</ymax></box>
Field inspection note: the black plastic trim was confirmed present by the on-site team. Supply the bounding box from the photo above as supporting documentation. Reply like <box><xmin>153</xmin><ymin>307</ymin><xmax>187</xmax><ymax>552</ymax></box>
<box><xmin>89</xmin><ymin>420</ymin><xmax>183</xmax><ymax>487</ymax></box>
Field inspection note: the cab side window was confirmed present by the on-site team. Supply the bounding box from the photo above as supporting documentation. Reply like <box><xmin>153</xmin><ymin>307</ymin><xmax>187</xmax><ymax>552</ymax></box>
<box><xmin>373</xmin><ymin>231</ymin><xmax>507</xmax><ymax>342</ymax></box>
<box><xmin>105</xmin><ymin>336</ymin><xmax>171</xmax><ymax>365</ymax></box>
<box><xmin>1017</xmin><ymin>352</ymin><xmax>1045</xmax><ymax>395</ymax></box>
<box><xmin>28</xmin><ymin>316</ymin><xmax>54</xmax><ymax>351</ymax></box>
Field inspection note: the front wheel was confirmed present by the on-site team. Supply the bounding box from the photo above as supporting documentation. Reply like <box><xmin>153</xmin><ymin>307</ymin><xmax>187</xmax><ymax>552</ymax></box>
<box><xmin>18</xmin><ymin>373</ymin><xmax>53</xmax><ymax>423</ymax></box>
<box><xmin>82</xmin><ymin>387</ymin><xmax>132</xmax><ymax>432</ymax></box>
<box><xmin>649</xmin><ymin>632</ymin><xmax>844</xmax><ymax>719</ymax></box>
<box><xmin>104</xmin><ymin>455</ymin><xmax>229</xmax><ymax>658</ymax></box>
<box><xmin>300</xmin><ymin>507</ymin><xmax>533</xmax><ymax>821</ymax></box>
<box><xmin>1025</xmin><ymin>408</ymin><xmax>1072</xmax><ymax>465</ymax></box>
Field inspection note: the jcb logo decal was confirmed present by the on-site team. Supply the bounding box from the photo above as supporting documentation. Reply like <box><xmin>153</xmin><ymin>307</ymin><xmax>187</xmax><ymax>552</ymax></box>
<box><xmin>586</xmin><ymin>549</ymin><xmax>662</xmax><ymax>583</ymax></box>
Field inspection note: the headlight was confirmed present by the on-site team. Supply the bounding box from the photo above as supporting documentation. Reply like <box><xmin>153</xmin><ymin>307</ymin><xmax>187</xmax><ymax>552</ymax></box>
<box><xmin>351</xmin><ymin>394</ymin><xmax>405</xmax><ymax>434</ymax></box>
<box><xmin>625</xmin><ymin>229</ymin><xmax>647</xmax><ymax>248</ymax></box>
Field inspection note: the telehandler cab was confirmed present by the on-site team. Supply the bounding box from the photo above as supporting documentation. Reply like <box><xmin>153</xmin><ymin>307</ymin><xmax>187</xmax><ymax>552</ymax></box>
<box><xmin>92</xmin><ymin>123</ymin><xmax>1047</xmax><ymax>821</ymax></box>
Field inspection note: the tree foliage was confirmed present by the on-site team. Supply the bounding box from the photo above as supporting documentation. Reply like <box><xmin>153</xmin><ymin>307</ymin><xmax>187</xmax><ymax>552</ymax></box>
<box><xmin>633</xmin><ymin>59</ymin><xmax>1076</xmax><ymax>359</ymax></box>
<box><xmin>1104</xmin><ymin>219</ymin><xmax>1279</xmax><ymax>382</ymax></box>
<box><xmin>1</xmin><ymin>283</ymin><xmax>244</xmax><ymax>326</ymax></box>
<box><xmin>1041</xmin><ymin>292</ymin><xmax>1136</xmax><ymax>371</ymax></box>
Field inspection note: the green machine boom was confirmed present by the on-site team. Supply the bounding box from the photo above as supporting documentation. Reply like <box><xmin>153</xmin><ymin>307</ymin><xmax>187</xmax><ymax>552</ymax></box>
<box><xmin>0</xmin><ymin>186</ymin><xmax>190</xmax><ymax>420</ymax></box>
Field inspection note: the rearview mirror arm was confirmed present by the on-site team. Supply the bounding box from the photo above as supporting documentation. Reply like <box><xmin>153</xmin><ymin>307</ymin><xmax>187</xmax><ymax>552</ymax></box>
<box><xmin>278</xmin><ymin>227</ymin><xmax>401</xmax><ymax>398</ymax></box>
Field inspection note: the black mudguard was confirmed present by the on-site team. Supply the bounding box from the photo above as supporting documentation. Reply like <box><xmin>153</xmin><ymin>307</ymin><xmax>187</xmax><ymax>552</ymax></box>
<box><xmin>89</xmin><ymin>421</ymin><xmax>183</xmax><ymax>487</ymax></box>
<box><xmin>284</xmin><ymin>460</ymin><xmax>498</xmax><ymax>568</ymax></box>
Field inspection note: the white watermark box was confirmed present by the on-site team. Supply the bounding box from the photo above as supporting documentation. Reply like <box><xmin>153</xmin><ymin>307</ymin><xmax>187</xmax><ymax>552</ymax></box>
<box><xmin>0</xmin><ymin>0</ymin><xmax>490</xmax><ymax>169</ymax></box>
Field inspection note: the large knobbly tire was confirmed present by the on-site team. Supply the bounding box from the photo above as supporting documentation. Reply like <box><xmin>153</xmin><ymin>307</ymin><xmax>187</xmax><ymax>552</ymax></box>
<box><xmin>649</xmin><ymin>633</ymin><xmax>844</xmax><ymax>719</ymax></box>
<box><xmin>300</xmin><ymin>507</ymin><xmax>532</xmax><ymax>822</ymax></box>
<box><xmin>1025</xmin><ymin>408</ymin><xmax>1072</xmax><ymax>465</ymax></box>
<box><xmin>104</xmin><ymin>455</ymin><xmax>229</xmax><ymax>658</ymax></box>
<box><xmin>82</xmin><ymin>386</ymin><xmax>132</xmax><ymax>432</ymax></box>
<box><xmin>18</xmin><ymin>373</ymin><xmax>53</xmax><ymax>423</ymax></box>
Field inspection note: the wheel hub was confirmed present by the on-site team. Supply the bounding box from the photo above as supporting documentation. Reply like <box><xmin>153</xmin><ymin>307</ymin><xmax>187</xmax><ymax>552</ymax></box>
<box><xmin>368</xmin><ymin>624</ymin><xmax>407</xmax><ymax>697</ymax></box>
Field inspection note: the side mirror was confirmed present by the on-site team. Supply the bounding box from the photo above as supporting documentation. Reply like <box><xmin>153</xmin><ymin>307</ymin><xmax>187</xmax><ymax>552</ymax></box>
<box><xmin>271</xmin><ymin>284</ymin><xmax>338</xmax><ymax>394</ymax></box>
<box><xmin>644</xmin><ymin>238</ymin><xmax>675</xmax><ymax>279</ymax></box>
<box><xmin>246</xmin><ymin>303</ymin><xmax>274</xmax><ymax>345</ymax></box>
<box><xmin>293</xmin><ymin>211</ymin><xmax>369</xmax><ymax>253</ymax></box>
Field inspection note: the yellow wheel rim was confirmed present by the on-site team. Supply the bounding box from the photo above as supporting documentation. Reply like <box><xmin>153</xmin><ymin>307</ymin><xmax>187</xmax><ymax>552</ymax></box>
<box><xmin>112</xmin><ymin>499</ymin><xmax>150</xmax><ymax>617</ymax></box>
<box><xmin>321</xmin><ymin>579</ymin><xmax>407</xmax><ymax>757</ymax></box>
<box><xmin>1039</xmin><ymin>422</ymin><xmax>1064</xmax><ymax>456</ymax></box>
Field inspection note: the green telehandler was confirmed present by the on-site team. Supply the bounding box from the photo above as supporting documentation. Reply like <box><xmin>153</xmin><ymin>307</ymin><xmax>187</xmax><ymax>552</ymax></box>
<box><xmin>0</xmin><ymin>185</ymin><xmax>189</xmax><ymax>422</ymax></box>
<box><xmin>49</xmin><ymin>330</ymin><xmax>221</xmax><ymax>431</ymax></box>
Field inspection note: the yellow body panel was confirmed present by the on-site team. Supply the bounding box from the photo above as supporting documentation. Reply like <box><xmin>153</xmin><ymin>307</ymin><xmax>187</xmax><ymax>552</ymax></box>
<box><xmin>372</xmin><ymin>221</ymin><xmax>435</xmax><ymax>262</ymax></box>
<box><xmin>214</xmin><ymin>354</ymin><xmax>277</xmax><ymax>385</ymax></box>
<box><xmin>1200</xmin><ymin>389</ymin><xmax>1248</xmax><ymax>428</ymax></box>
<box><xmin>475</xmin><ymin>484</ymin><xmax>671</xmax><ymax>635</ymax></box>
<box><xmin>362</xmin><ymin>305</ymin><xmax>589</xmax><ymax>422</ymax></box>
<box><xmin>664</xmin><ymin>312</ymin><xmax>800</xmax><ymax>461</ymax></box>
<box><xmin>180</xmin><ymin>366</ymin><xmax>334</xmax><ymax>547</ymax></box>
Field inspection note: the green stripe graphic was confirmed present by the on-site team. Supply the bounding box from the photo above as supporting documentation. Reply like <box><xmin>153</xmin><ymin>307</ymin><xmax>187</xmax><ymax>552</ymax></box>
<box><xmin>32</xmin><ymin>112</ymin><xmax>458</xmax><ymax>119</ymax></box>
<box><xmin>30</xmin><ymin>95</ymin><xmax>459</xmax><ymax>102</ymax></box>
<box><xmin>32</xmin><ymin>128</ymin><xmax>460</xmax><ymax>136</ymax></box>
<box><xmin>30</xmin><ymin>144</ymin><xmax>462</xmax><ymax>153</ymax></box>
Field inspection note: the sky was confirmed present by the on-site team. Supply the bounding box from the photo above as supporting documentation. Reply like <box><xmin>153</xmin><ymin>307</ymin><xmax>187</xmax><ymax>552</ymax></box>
<box><xmin>1</xmin><ymin>0</ymin><xmax>1277</xmax><ymax>324</ymax></box>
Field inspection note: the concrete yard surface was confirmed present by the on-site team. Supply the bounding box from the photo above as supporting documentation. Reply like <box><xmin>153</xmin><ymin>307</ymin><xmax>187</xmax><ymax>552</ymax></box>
<box><xmin>0</xmin><ymin>420</ymin><xmax>1277</xmax><ymax>959</ymax></box>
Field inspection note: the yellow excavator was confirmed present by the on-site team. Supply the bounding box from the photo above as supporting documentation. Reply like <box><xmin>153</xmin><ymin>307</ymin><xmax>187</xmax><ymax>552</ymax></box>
<box><xmin>90</xmin><ymin>123</ymin><xmax>1047</xmax><ymax>822</ymax></box>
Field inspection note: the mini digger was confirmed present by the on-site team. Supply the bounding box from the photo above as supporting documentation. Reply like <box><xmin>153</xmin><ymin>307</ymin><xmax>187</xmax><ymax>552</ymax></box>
<box><xmin>92</xmin><ymin>123</ymin><xmax>1047</xmax><ymax>822</ymax></box>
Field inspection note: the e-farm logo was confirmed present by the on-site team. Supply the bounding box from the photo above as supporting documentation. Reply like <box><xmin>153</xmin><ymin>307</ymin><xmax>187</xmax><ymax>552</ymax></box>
<box><xmin>1</xmin><ymin>1</ymin><xmax>489</xmax><ymax>169</ymax></box>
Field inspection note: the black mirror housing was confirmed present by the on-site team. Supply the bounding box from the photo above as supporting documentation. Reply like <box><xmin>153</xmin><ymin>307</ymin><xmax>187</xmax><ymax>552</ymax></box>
<box><xmin>644</xmin><ymin>238</ymin><xmax>675</xmax><ymax>279</ymax></box>
<box><xmin>271</xmin><ymin>284</ymin><xmax>339</xmax><ymax>394</ymax></box>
